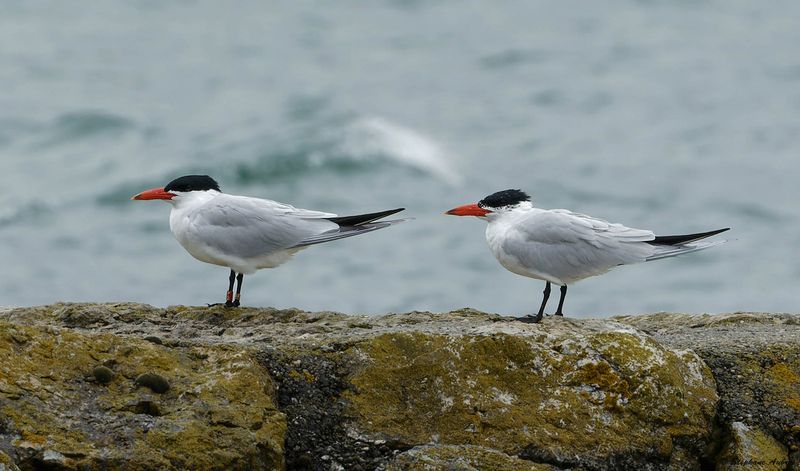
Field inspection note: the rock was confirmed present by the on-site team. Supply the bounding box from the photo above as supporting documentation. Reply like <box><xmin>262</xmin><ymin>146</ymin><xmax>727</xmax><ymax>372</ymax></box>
<box><xmin>0</xmin><ymin>319</ymin><xmax>285</xmax><ymax>470</ymax></box>
<box><xmin>40</xmin><ymin>449</ymin><xmax>68</xmax><ymax>467</ymax></box>
<box><xmin>702</xmin><ymin>346</ymin><xmax>800</xmax><ymax>457</ymax></box>
<box><xmin>385</xmin><ymin>444</ymin><xmax>556</xmax><ymax>470</ymax></box>
<box><xmin>0</xmin><ymin>450</ymin><xmax>21</xmax><ymax>471</ymax></box>
<box><xmin>1</xmin><ymin>303</ymin><xmax>798</xmax><ymax>470</ymax></box>
<box><xmin>343</xmin><ymin>325</ymin><xmax>717</xmax><ymax>470</ymax></box>
<box><xmin>135</xmin><ymin>373</ymin><xmax>170</xmax><ymax>394</ymax></box>
<box><xmin>716</xmin><ymin>422</ymin><xmax>788</xmax><ymax>471</ymax></box>
<box><xmin>616</xmin><ymin>312</ymin><xmax>800</xmax><ymax>464</ymax></box>
<box><xmin>91</xmin><ymin>365</ymin><xmax>115</xmax><ymax>384</ymax></box>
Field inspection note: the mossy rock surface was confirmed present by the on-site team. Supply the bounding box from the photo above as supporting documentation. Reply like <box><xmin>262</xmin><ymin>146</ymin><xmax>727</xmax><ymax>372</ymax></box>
<box><xmin>0</xmin><ymin>320</ymin><xmax>285</xmax><ymax>471</ymax></box>
<box><xmin>0</xmin><ymin>450</ymin><xmax>20</xmax><ymax>471</ymax></box>
<box><xmin>617</xmin><ymin>312</ymin><xmax>800</xmax><ymax>463</ymax></box>
<box><xmin>1</xmin><ymin>303</ymin><xmax>798</xmax><ymax>470</ymax></box>
<box><xmin>716</xmin><ymin>422</ymin><xmax>788</xmax><ymax>471</ymax></box>
<box><xmin>699</xmin><ymin>346</ymin><xmax>800</xmax><ymax>454</ymax></box>
<box><xmin>344</xmin><ymin>323</ymin><xmax>718</xmax><ymax>469</ymax></box>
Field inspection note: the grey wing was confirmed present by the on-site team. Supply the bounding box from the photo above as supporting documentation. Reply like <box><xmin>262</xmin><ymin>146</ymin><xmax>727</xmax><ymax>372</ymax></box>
<box><xmin>507</xmin><ymin>210</ymin><xmax>656</xmax><ymax>282</ymax></box>
<box><xmin>186</xmin><ymin>195</ymin><xmax>338</xmax><ymax>258</ymax></box>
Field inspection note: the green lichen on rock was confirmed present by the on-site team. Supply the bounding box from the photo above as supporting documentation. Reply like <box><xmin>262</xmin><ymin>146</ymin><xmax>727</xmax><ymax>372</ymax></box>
<box><xmin>767</xmin><ymin>361</ymin><xmax>800</xmax><ymax>411</ymax></box>
<box><xmin>1</xmin><ymin>303</ymin><xmax>797</xmax><ymax>470</ymax></box>
<box><xmin>385</xmin><ymin>444</ymin><xmax>557</xmax><ymax>470</ymax></box>
<box><xmin>344</xmin><ymin>323</ymin><xmax>718</xmax><ymax>469</ymax></box>
<box><xmin>0</xmin><ymin>450</ymin><xmax>21</xmax><ymax>471</ymax></box>
<box><xmin>716</xmin><ymin>422</ymin><xmax>789</xmax><ymax>471</ymax></box>
<box><xmin>705</xmin><ymin>346</ymin><xmax>800</xmax><ymax>456</ymax></box>
<box><xmin>617</xmin><ymin>312</ymin><xmax>800</xmax><ymax>458</ymax></box>
<box><xmin>0</xmin><ymin>321</ymin><xmax>285</xmax><ymax>470</ymax></box>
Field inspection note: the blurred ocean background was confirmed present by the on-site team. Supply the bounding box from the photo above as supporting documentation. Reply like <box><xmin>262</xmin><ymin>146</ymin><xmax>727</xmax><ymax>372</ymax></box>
<box><xmin>1</xmin><ymin>1</ymin><xmax>798</xmax><ymax>316</ymax></box>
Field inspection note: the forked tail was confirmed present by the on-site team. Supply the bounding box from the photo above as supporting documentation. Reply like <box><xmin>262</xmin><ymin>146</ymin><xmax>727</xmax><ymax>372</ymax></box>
<box><xmin>646</xmin><ymin>227</ymin><xmax>730</xmax><ymax>261</ymax></box>
<box><xmin>325</xmin><ymin>208</ymin><xmax>405</xmax><ymax>226</ymax></box>
<box><xmin>291</xmin><ymin>208</ymin><xmax>407</xmax><ymax>248</ymax></box>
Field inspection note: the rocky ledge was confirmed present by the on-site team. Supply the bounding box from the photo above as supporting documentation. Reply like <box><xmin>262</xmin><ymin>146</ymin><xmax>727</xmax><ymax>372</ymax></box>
<box><xmin>0</xmin><ymin>304</ymin><xmax>797</xmax><ymax>471</ymax></box>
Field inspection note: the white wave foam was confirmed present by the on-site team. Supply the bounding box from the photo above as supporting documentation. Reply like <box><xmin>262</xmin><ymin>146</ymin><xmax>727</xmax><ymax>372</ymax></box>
<box><xmin>342</xmin><ymin>116</ymin><xmax>462</xmax><ymax>185</ymax></box>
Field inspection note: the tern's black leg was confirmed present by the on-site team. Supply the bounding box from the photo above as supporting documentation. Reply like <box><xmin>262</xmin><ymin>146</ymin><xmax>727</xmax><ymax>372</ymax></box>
<box><xmin>536</xmin><ymin>282</ymin><xmax>552</xmax><ymax>320</ymax></box>
<box><xmin>232</xmin><ymin>273</ymin><xmax>244</xmax><ymax>307</ymax></box>
<box><xmin>555</xmin><ymin>285</ymin><xmax>567</xmax><ymax>317</ymax></box>
<box><xmin>517</xmin><ymin>282</ymin><xmax>551</xmax><ymax>323</ymax></box>
<box><xmin>225</xmin><ymin>270</ymin><xmax>236</xmax><ymax>307</ymax></box>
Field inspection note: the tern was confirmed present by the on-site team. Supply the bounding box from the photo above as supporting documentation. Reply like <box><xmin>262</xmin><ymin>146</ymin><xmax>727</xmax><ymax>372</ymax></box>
<box><xmin>446</xmin><ymin>189</ymin><xmax>728</xmax><ymax>322</ymax></box>
<box><xmin>133</xmin><ymin>175</ymin><xmax>405</xmax><ymax>307</ymax></box>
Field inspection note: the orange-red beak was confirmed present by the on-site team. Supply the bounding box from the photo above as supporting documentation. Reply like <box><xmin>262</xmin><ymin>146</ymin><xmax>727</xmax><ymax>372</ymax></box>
<box><xmin>131</xmin><ymin>187</ymin><xmax>176</xmax><ymax>201</ymax></box>
<box><xmin>445</xmin><ymin>203</ymin><xmax>491</xmax><ymax>217</ymax></box>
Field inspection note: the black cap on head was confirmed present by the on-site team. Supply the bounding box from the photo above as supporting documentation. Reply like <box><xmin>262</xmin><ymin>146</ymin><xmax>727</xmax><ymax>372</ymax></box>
<box><xmin>478</xmin><ymin>189</ymin><xmax>530</xmax><ymax>209</ymax></box>
<box><xmin>164</xmin><ymin>175</ymin><xmax>221</xmax><ymax>193</ymax></box>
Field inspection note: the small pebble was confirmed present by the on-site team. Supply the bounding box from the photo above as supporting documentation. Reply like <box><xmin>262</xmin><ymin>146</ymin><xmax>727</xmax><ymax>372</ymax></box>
<box><xmin>92</xmin><ymin>365</ymin><xmax>115</xmax><ymax>385</ymax></box>
<box><xmin>135</xmin><ymin>373</ymin><xmax>170</xmax><ymax>394</ymax></box>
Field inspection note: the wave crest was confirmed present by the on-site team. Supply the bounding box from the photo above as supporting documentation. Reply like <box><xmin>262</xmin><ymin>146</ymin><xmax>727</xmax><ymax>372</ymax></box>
<box><xmin>231</xmin><ymin>116</ymin><xmax>460</xmax><ymax>185</ymax></box>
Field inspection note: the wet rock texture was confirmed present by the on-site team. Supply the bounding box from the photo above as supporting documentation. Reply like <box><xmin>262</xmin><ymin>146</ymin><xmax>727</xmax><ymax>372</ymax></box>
<box><xmin>0</xmin><ymin>303</ymin><xmax>796</xmax><ymax>470</ymax></box>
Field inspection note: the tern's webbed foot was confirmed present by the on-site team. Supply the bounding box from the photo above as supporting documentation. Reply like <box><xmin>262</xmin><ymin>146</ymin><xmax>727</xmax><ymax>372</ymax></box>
<box><xmin>516</xmin><ymin>314</ymin><xmax>543</xmax><ymax>324</ymax></box>
<box><xmin>224</xmin><ymin>301</ymin><xmax>236</xmax><ymax>308</ymax></box>
<box><xmin>232</xmin><ymin>300</ymin><xmax>240</xmax><ymax>307</ymax></box>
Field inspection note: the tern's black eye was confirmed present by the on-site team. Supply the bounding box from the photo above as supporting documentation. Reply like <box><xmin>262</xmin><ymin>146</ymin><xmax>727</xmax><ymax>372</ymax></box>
<box><xmin>164</xmin><ymin>175</ymin><xmax>221</xmax><ymax>193</ymax></box>
<box><xmin>478</xmin><ymin>189</ymin><xmax>530</xmax><ymax>209</ymax></box>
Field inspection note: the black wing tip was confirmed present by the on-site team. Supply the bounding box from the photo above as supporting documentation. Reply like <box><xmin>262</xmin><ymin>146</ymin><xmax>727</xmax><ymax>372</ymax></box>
<box><xmin>326</xmin><ymin>208</ymin><xmax>405</xmax><ymax>226</ymax></box>
<box><xmin>704</xmin><ymin>227</ymin><xmax>731</xmax><ymax>236</ymax></box>
<box><xmin>700</xmin><ymin>227</ymin><xmax>731</xmax><ymax>237</ymax></box>
<box><xmin>367</xmin><ymin>207</ymin><xmax>405</xmax><ymax>219</ymax></box>
<box><xmin>652</xmin><ymin>227</ymin><xmax>730</xmax><ymax>246</ymax></box>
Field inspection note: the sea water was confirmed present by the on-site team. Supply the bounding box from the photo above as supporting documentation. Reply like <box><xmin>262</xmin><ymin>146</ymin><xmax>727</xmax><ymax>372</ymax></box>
<box><xmin>1</xmin><ymin>1</ymin><xmax>798</xmax><ymax>316</ymax></box>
